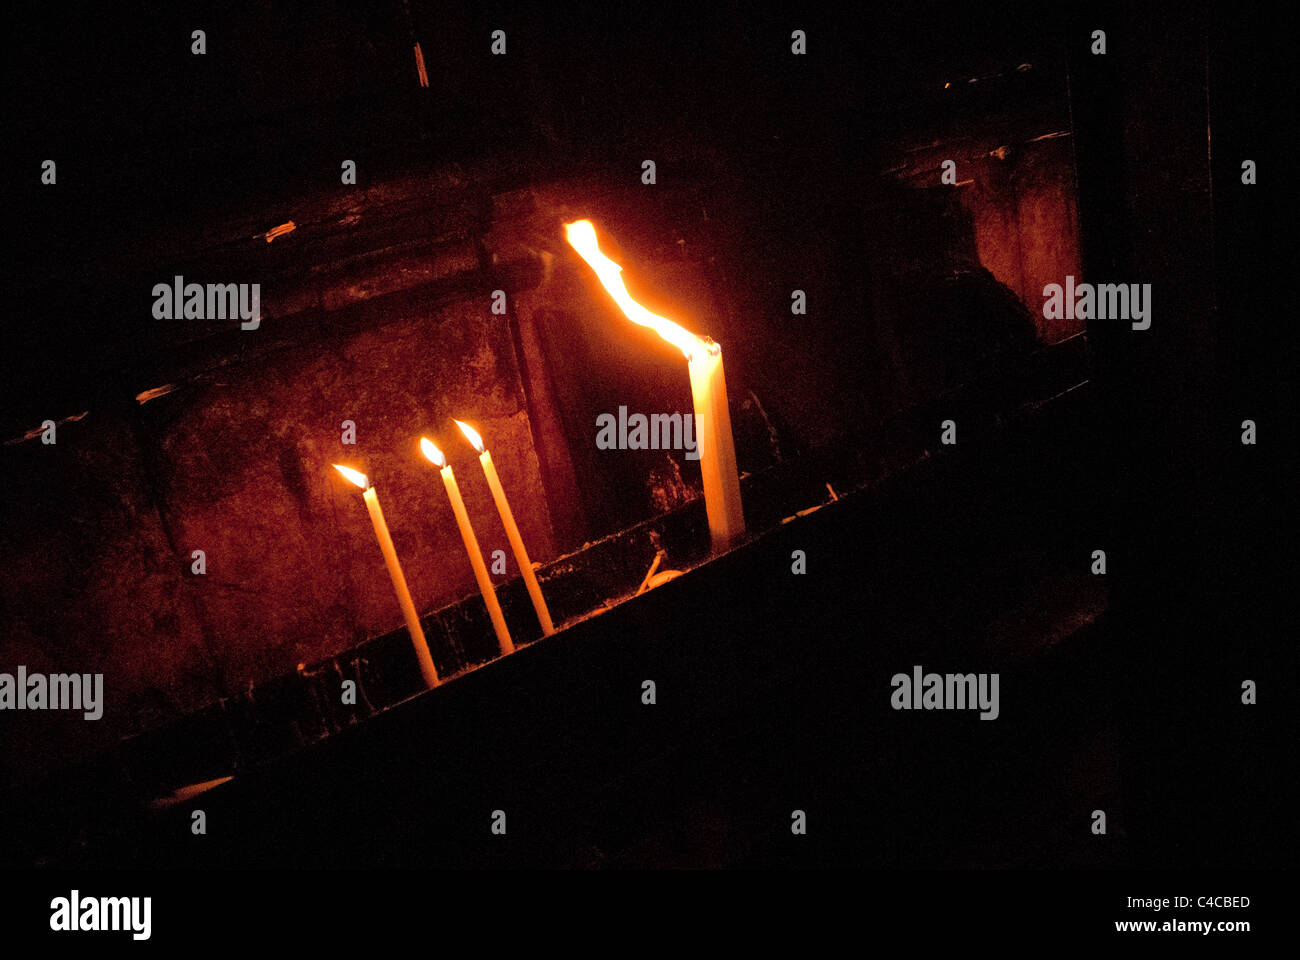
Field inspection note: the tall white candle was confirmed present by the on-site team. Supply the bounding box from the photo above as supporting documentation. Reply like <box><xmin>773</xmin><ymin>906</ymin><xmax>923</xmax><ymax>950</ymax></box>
<box><xmin>687</xmin><ymin>343</ymin><xmax>745</xmax><ymax>551</ymax></box>
<box><xmin>420</xmin><ymin>438</ymin><xmax>515</xmax><ymax>656</ymax></box>
<box><xmin>333</xmin><ymin>465</ymin><xmax>439</xmax><ymax>689</ymax></box>
<box><xmin>454</xmin><ymin>419</ymin><xmax>555</xmax><ymax>635</ymax></box>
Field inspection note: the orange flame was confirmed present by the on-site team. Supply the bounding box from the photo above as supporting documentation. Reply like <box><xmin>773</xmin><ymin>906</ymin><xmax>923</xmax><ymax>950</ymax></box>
<box><xmin>563</xmin><ymin>219</ymin><xmax>717</xmax><ymax>362</ymax></box>
<box><xmin>453</xmin><ymin>419</ymin><xmax>485</xmax><ymax>453</ymax></box>
<box><xmin>419</xmin><ymin>437</ymin><xmax>446</xmax><ymax>468</ymax></box>
<box><xmin>333</xmin><ymin>464</ymin><xmax>370</xmax><ymax>489</ymax></box>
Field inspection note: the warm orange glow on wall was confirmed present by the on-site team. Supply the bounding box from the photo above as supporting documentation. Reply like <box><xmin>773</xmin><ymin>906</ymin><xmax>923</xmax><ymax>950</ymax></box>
<box><xmin>262</xmin><ymin>221</ymin><xmax>296</xmax><ymax>243</ymax></box>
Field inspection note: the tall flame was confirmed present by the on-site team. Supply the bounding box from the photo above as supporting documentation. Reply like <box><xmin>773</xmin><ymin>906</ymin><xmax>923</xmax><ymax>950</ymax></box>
<box><xmin>419</xmin><ymin>437</ymin><xmax>446</xmax><ymax>468</ymax></box>
<box><xmin>333</xmin><ymin>464</ymin><xmax>370</xmax><ymax>489</ymax></box>
<box><xmin>453</xmin><ymin>419</ymin><xmax>485</xmax><ymax>453</ymax></box>
<box><xmin>564</xmin><ymin>219</ymin><xmax>716</xmax><ymax>362</ymax></box>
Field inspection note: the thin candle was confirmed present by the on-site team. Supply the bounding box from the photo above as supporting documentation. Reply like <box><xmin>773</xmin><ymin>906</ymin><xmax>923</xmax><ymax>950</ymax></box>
<box><xmin>332</xmin><ymin>465</ymin><xmax>439</xmax><ymax>689</ymax></box>
<box><xmin>419</xmin><ymin>438</ymin><xmax>515</xmax><ymax>656</ymax></box>
<box><xmin>454</xmin><ymin>419</ymin><xmax>554</xmax><ymax>636</ymax></box>
<box><xmin>564</xmin><ymin>219</ymin><xmax>745</xmax><ymax>552</ymax></box>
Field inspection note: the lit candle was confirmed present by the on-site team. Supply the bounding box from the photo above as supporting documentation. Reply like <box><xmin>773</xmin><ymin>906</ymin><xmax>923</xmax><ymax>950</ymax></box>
<box><xmin>332</xmin><ymin>465</ymin><xmax>439</xmax><ymax>689</ymax></box>
<box><xmin>454</xmin><ymin>419</ymin><xmax>555</xmax><ymax>636</ymax></box>
<box><xmin>564</xmin><ymin>219</ymin><xmax>745</xmax><ymax>552</ymax></box>
<box><xmin>419</xmin><ymin>438</ymin><xmax>515</xmax><ymax>656</ymax></box>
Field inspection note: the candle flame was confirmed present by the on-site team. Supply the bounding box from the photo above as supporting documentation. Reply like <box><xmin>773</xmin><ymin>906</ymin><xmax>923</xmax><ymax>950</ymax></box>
<box><xmin>419</xmin><ymin>437</ymin><xmax>447</xmax><ymax>468</ymax></box>
<box><xmin>563</xmin><ymin>219</ymin><xmax>716</xmax><ymax>362</ymax></box>
<box><xmin>453</xmin><ymin>419</ymin><xmax>485</xmax><ymax>453</ymax></box>
<box><xmin>333</xmin><ymin>464</ymin><xmax>370</xmax><ymax>489</ymax></box>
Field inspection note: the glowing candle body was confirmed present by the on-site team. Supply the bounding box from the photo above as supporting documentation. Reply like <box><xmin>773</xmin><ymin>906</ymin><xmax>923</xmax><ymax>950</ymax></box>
<box><xmin>334</xmin><ymin>466</ymin><xmax>438</xmax><ymax>689</ymax></box>
<box><xmin>564</xmin><ymin>219</ymin><xmax>745</xmax><ymax>553</ymax></box>
<box><xmin>687</xmin><ymin>344</ymin><xmax>745</xmax><ymax>552</ymax></box>
<box><xmin>480</xmin><ymin>450</ymin><xmax>555</xmax><ymax>634</ymax></box>
<box><xmin>421</xmin><ymin>440</ymin><xmax>514</xmax><ymax>656</ymax></box>
<box><xmin>455</xmin><ymin>421</ymin><xmax>554</xmax><ymax>635</ymax></box>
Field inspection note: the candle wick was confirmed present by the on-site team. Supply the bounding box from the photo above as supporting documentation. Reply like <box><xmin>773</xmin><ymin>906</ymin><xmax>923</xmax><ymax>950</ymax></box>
<box><xmin>688</xmin><ymin>338</ymin><xmax>721</xmax><ymax>363</ymax></box>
